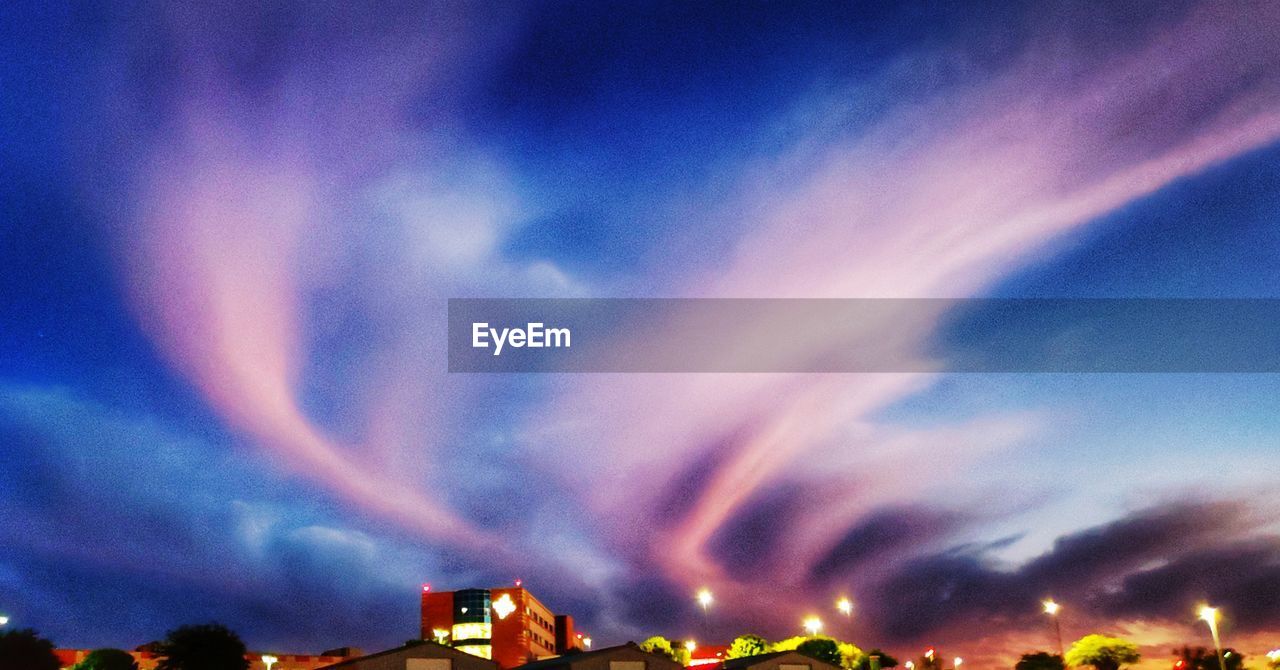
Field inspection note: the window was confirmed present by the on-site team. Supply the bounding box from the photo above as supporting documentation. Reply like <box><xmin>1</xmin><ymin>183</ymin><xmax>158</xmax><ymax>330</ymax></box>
<box><xmin>408</xmin><ymin>660</ymin><xmax>452</xmax><ymax>670</ymax></box>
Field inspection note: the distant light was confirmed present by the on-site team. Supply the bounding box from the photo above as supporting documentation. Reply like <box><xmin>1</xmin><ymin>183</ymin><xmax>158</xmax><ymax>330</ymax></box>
<box><xmin>686</xmin><ymin>640</ymin><xmax>698</xmax><ymax>652</ymax></box>
<box><xmin>433</xmin><ymin>628</ymin><xmax>451</xmax><ymax>644</ymax></box>
<box><xmin>1043</xmin><ymin>599</ymin><xmax>1061</xmax><ymax>615</ymax></box>
<box><xmin>906</xmin><ymin>662</ymin><xmax>915</xmax><ymax>670</ymax></box>
<box><xmin>1266</xmin><ymin>650</ymin><xmax>1280</xmax><ymax>661</ymax></box>
<box><xmin>1199</xmin><ymin>605</ymin><xmax>1219</xmax><ymax>623</ymax></box>
<box><xmin>515</xmin><ymin>578</ymin><xmax>523</xmax><ymax>587</ymax></box>
<box><xmin>954</xmin><ymin>658</ymin><xmax>963</xmax><ymax>669</ymax></box>
<box><xmin>577</xmin><ymin>634</ymin><xmax>584</xmax><ymax>639</ymax></box>
<box><xmin>926</xmin><ymin>649</ymin><xmax>935</xmax><ymax>660</ymax></box>
<box><xmin>583</xmin><ymin>637</ymin><xmax>593</xmax><ymax>648</ymax></box>
<box><xmin>262</xmin><ymin>655</ymin><xmax>279</xmax><ymax>670</ymax></box>
<box><xmin>803</xmin><ymin>616</ymin><xmax>823</xmax><ymax>635</ymax></box>
<box><xmin>0</xmin><ymin>615</ymin><xmax>8</xmax><ymax>626</ymax></box>
<box><xmin>697</xmin><ymin>589</ymin><xmax>714</xmax><ymax>608</ymax></box>
<box><xmin>423</xmin><ymin>584</ymin><xmax>432</xmax><ymax>593</ymax></box>
<box><xmin>836</xmin><ymin>598</ymin><xmax>853</xmax><ymax>616</ymax></box>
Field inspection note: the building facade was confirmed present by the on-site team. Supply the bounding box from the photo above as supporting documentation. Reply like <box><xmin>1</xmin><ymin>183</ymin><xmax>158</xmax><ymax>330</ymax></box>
<box><xmin>420</xmin><ymin>582</ymin><xmax>583</xmax><ymax>669</ymax></box>
<box><xmin>320</xmin><ymin>640</ymin><xmax>502</xmax><ymax>670</ymax></box>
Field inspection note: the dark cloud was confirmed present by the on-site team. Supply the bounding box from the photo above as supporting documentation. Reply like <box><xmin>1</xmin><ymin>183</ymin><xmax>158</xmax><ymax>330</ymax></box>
<box><xmin>708</xmin><ymin>482</ymin><xmax>812</xmax><ymax>579</ymax></box>
<box><xmin>862</xmin><ymin>502</ymin><xmax>1280</xmax><ymax>642</ymax></box>
<box><xmin>809</xmin><ymin>506</ymin><xmax>963</xmax><ymax>586</ymax></box>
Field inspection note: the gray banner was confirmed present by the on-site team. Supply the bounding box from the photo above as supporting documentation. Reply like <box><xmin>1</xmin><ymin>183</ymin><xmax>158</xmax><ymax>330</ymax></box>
<box><xmin>447</xmin><ymin>298</ymin><xmax>1280</xmax><ymax>373</ymax></box>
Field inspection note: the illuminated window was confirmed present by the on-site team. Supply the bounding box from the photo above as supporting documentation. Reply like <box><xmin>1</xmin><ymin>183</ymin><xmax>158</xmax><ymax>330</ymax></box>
<box><xmin>451</xmin><ymin>622</ymin><xmax>492</xmax><ymax>645</ymax></box>
<box><xmin>457</xmin><ymin>645</ymin><xmax>493</xmax><ymax>660</ymax></box>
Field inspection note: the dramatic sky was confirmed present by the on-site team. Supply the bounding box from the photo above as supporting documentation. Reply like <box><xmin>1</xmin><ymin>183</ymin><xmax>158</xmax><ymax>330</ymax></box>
<box><xmin>3</xmin><ymin>0</ymin><xmax>1280</xmax><ymax>666</ymax></box>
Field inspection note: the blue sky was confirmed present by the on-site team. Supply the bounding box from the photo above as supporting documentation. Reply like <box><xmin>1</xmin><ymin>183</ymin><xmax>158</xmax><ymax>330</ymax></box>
<box><xmin>2</xmin><ymin>0</ymin><xmax>1280</xmax><ymax>665</ymax></box>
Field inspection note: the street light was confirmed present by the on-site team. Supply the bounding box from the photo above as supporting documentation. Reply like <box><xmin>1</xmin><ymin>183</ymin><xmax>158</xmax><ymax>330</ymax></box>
<box><xmin>686</xmin><ymin>640</ymin><xmax>698</xmax><ymax>653</ymax></box>
<box><xmin>837</xmin><ymin>598</ymin><xmax>853</xmax><ymax>618</ymax></box>
<box><xmin>696</xmin><ymin>588</ymin><xmax>713</xmax><ymax>625</ymax></box>
<box><xmin>1199</xmin><ymin>606</ymin><xmax>1226</xmax><ymax>670</ymax></box>
<box><xmin>262</xmin><ymin>655</ymin><xmax>278</xmax><ymax>670</ymax></box>
<box><xmin>1044</xmin><ymin>599</ymin><xmax>1064</xmax><ymax>657</ymax></box>
<box><xmin>905</xmin><ymin>662</ymin><xmax>915</xmax><ymax>670</ymax></box>
<box><xmin>0</xmin><ymin>615</ymin><xmax>9</xmax><ymax>627</ymax></box>
<box><xmin>954</xmin><ymin>658</ymin><xmax>963</xmax><ymax>670</ymax></box>
<box><xmin>803</xmin><ymin>616</ymin><xmax>823</xmax><ymax>636</ymax></box>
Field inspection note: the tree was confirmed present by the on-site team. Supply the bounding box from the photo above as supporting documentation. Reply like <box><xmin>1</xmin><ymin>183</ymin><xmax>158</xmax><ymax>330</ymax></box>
<box><xmin>729</xmin><ymin>635</ymin><xmax>770</xmax><ymax>659</ymax></box>
<box><xmin>796</xmin><ymin>638</ymin><xmax>845</xmax><ymax>667</ymax></box>
<box><xmin>0</xmin><ymin>628</ymin><xmax>61</xmax><ymax>670</ymax></box>
<box><xmin>856</xmin><ymin>650</ymin><xmax>900</xmax><ymax>670</ymax></box>
<box><xmin>1065</xmin><ymin>635</ymin><xmax>1141</xmax><ymax>670</ymax></box>
<box><xmin>1173</xmin><ymin>646</ymin><xmax>1244</xmax><ymax>670</ymax></box>
<box><xmin>1016</xmin><ymin>652</ymin><xmax>1065</xmax><ymax>670</ymax></box>
<box><xmin>75</xmin><ymin>649</ymin><xmax>140</xmax><ymax>670</ymax></box>
<box><xmin>155</xmin><ymin>623</ymin><xmax>249</xmax><ymax>670</ymax></box>
<box><xmin>640</xmin><ymin>636</ymin><xmax>682</xmax><ymax>664</ymax></box>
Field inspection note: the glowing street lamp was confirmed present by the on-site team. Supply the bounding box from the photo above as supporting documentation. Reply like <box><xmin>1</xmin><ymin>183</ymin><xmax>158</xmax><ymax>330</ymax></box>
<box><xmin>803</xmin><ymin>616</ymin><xmax>823</xmax><ymax>636</ymax></box>
<box><xmin>954</xmin><ymin>658</ymin><xmax>963</xmax><ymax>670</ymax></box>
<box><xmin>262</xmin><ymin>655</ymin><xmax>279</xmax><ymax>670</ymax></box>
<box><xmin>583</xmin><ymin>637</ymin><xmax>593</xmax><ymax>649</ymax></box>
<box><xmin>686</xmin><ymin>640</ymin><xmax>698</xmax><ymax>653</ymax></box>
<box><xmin>1199</xmin><ymin>606</ymin><xmax>1226</xmax><ymax>670</ymax></box>
<box><xmin>696</xmin><ymin>588</ymin><xmax>713</xmax><ymax>628</ymax></box>
<box><xmin>905</xmin><ymin>663</ymin><xmax>915</xmax><ymax>670</ymax></box>
<box><xmin>1043</xmin><ymin>599</ymin><xmax>1064</xmax><ymax>657</ymax></box>
<box><xmin>0</xmin><ymin>615</ymin><xmax>8</xmax><ymax>626</ymax></box>
<box><xmin>837</xmin><ymin>598</ymin><xmax>853</xmax><ymax>618</ymax></box>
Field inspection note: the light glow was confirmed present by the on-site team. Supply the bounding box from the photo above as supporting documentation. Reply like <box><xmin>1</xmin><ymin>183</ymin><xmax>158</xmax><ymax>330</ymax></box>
<box><xmin>1043</xmin><ymin>599</ymin><xmax>1061</xmax><ymax>615</ymax></box>
<box><xmin>262</xmin><ymin>655</ymin><xmax>279</xmax><ymax>670</ymax></box>
<box><xmin>836</xmin><ymin>597</ymin><xmax>853</xmax><ymax>616</ymax></box>
<box><xmin>1199</xmin><ymin>605</ymin><xmax>1219</xmax><ymax>623</ymax></box>
<box><xmin>803</xmin><ymin>616</ymin><xmax>823</xmax><ymax>635</ymax></box>
<box><xmin>493</xmin><ymin>593</ymin><xmax>516</xmax><ymax>620</ymax></box>
<box><xmin>697</xmin><ymin>588</ymin><xmax>713</xmax><ymax>608</ymax></box>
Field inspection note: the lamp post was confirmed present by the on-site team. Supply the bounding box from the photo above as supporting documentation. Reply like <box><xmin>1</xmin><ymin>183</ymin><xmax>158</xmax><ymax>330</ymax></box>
<box><xmin>1199</xmin><ymin>606</ymin><xmax>1226</xmax><ymax>670</ymax></box>
<box><xmin>836</xmin><ymin>597</ymin><xmax>853</xmax><ymax>628</ymax></box>
<box><xmin>1043</xmin><ymin>599</ymin><xmax>1064</xmax><ymax>657</ymax></box>
<box><xmin>262</xmin><ymin>655</ymin><xmax>278</xmax><ymax>670</ymax></box>
<box><xmin>696</xmin><ymin>588</ymin><xmax>713</xmax><ymax>627</ymax></box>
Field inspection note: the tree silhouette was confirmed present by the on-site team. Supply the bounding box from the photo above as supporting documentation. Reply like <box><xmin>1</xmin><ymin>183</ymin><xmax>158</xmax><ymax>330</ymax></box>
<box><xmin>1017</xmin><ymin>651</ymin><xmax>1065</xmax><ymax>670</ymax></box>
<box><xmin>1173</xmin><ymin>646</ymin><xmax>1244</xmax><ymax>670</ymax></box>
<box><xmin>155</xmin><ymin>623</ymin><xmax>249</xmax><ymax>670</ymax></box>
<box><xmin>0</xmin><ymin>628</ymin><xmax>60</xmax><ymax>670</ymax></box>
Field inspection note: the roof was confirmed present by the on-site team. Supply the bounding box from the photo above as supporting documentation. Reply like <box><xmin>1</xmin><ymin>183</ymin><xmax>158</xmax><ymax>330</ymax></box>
<box><xmin>321</xmin><ymin>640</ymin><xmax>500</xmax><ymax>669</ymax></box>
<box><xmin>721</xmin><ymin>650</ymin><xmax>839</xmax><ymax>670</ymax></box>
<box><xmin>512</xmin><ymin>643</ymin><xmax>680</xmax><ymax>670</ymax></box>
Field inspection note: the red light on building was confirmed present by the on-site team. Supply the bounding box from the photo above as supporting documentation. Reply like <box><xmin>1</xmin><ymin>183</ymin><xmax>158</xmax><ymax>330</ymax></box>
<box><xmin>423</xmin><ymin>584</ymin><xmax>432</xmax><ymax>593</ymax></box>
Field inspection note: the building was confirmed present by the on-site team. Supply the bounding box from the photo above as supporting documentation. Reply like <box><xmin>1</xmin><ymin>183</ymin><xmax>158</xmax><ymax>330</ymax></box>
<box><xmin>720</xmin><ymin>651</ymin><xmax>841</xmax><ymax>670</ymax></box>
<box><xmin>510</xmin><ymin>643</ymin><xmax>685</xmax><ymax>670</ymax></box>
<box><xmin>320</xmin><ymin>640</ymin><xmax>502</xmax><ymax>670</ymax></box>
<box><xmin>420</xmin><ymin>582</ymin><xmax>585</xmax><ymax>669</ymax></box>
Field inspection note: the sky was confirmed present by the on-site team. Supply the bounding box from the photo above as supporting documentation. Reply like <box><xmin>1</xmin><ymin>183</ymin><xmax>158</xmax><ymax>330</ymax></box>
<box><xmin>2</xmin><ymin>0</ymin><xmax>1280</xmax><ymax>666</ymax></box>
